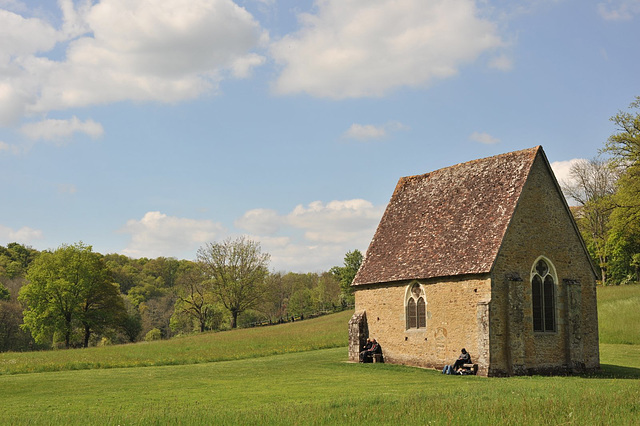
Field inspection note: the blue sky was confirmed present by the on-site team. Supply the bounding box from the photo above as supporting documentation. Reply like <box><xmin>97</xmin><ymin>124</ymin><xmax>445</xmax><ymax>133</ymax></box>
<box><xmin>0</xmin><ymin>0</ymin><xmax>638</xmax><ymax>272</ymax></box>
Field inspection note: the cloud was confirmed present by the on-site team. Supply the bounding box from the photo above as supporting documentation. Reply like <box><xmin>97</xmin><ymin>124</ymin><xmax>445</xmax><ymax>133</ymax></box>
<box><xmin>0</xmin><ymin>8</ymin><xmax>58</xmax><ymax>60</ymax></box>
<box><xmin>287</xmin><ymin>199</ymin><xmax>384</xmax><ymax>244</ymax></box>
<box><xmin>20</xmin><ymin>116</ymin><xmax>104</xmax><ymax>143</ymax></box>
<box><xmin>57</xmin><ymin>183</ymin><xmax>77</xmax><ymax>195</ymax></box>
<box><xmin>488</xmin><ymin>54</ymin><xmax>514</xmax><ymax>71</ymax></box>
<box><xmin>598</xmin><ymin>0</ymin><xmax>640</xmax><ymax>20</ymax></box>
<box><xmin>343</xmin><ymin>121</ymin><xmax>408</xmax><ymax>141</ymax></box>
<box><xmin>120</xmin><ymin>211</ymin><xmax>225</xmax><ymax>259</ymax></box>
<box><xmin>550</xmin><ymin>158</ymin><xmax>586</xmax><ymax>186</ymax></box>
<box><xmin>0</xmin><ymin>141</ymin><xmax>21</xmax><ymax>155</ymax></box>
<box><xmin>270</xmin><ymin>0</ymin><xmax>504</xmax><ymax>98</ymax></box>
<box><xmin>0</xmin><ymin>0</ymin><xmax>267</xmax><ymax>125</ymax></box>
<box><xmin>232</xmin><ymin>199</ymin><xmax>385</xmax><ymax>271</ymax></box>
<box><xmin>0</xmin><ymin>224</ymin><xmax>43</xmax><ymax>243</ymax></box>
<box><xmin>469</xmin><ymin>131</ymin><xmax>500</xmax><ymax>144</ymax></box>
<box><xmin>235</xmin><ymin>208</ymin><xmax>282</xmax><ymax>234</ymax></box>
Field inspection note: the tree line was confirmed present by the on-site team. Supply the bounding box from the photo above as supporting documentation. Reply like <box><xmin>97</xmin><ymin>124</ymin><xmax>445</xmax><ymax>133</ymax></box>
<box><xmin>562</xmin><ymin>96</ymin><xmax>640</xmax><ymax>285</ymax></box>
<box><xmin>0</xmin><ymin>238</ymin><xmax>362</xmax><ymax>352</ymax></box>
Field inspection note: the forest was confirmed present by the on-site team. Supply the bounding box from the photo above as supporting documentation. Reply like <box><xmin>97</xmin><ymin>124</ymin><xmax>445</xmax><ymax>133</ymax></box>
<box><xmin>0</xmin><ymin>239</ymin><xmax>361</xmax><ymax>352</ymax></box>
<box><xmin>1</xmin><ymin>96</ymin><xmax>639</xmax><ymax>353</ymax></box>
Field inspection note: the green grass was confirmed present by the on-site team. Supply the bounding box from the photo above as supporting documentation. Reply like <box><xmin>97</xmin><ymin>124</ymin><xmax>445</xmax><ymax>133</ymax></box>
<box><xmin>598</xmin><ymin>284</ymin><xmax>640</xmax><ymax>345</ymax></box>
<box><xmin>0</xmin><ymin>310</ymin><xmax>351</xmax><ymax>375</ymax></box>
<box><xmin>1</xmin><ymin>345</ymin><xmax>639</xmax><ymax>425</ymax></box>
<box><xmin>1</xmin><ymin>287</ymin><xmax>640</xmax><ymax>424</ymax></box>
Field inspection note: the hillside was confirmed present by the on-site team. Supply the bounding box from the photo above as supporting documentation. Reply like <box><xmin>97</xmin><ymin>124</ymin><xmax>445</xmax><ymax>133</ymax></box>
<box><xmin>1</xmin><ymin>287</ymin><xmax>639</xmax><ymax>424</ymax></box>
<box><xmin>0</xmin><ymin>310</ymin><xmax>352</xmax><ymax>375</ymax></box>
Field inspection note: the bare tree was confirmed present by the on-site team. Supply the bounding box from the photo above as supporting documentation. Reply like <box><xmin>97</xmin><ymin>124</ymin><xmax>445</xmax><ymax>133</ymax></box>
<box><xmin>197</xmin><ymin>237</ymin><xmax>270</xmax><ymax>329</ymax></box>
<box><xmin>562</xmin><ymin>157</ymin><xmax>619</xmax><ymax>284</ymax></box>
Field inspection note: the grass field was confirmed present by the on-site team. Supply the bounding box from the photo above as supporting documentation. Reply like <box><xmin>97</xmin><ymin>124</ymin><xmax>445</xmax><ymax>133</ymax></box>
<box><xmin>1</xmin><ymin>287</ymin><xmax>639</xmax><ymax>425</ymax></box>
<box><xmin>597</xmin><ymin>284</ymin><xmax>640</xmax><ymax>345</ymax></box>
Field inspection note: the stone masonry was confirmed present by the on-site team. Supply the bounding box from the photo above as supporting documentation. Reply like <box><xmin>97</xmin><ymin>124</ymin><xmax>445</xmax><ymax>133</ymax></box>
<box><xmin>350</xmin><ymin>146</ymin><xmax>600</xmax><ymax>376</ymax></box>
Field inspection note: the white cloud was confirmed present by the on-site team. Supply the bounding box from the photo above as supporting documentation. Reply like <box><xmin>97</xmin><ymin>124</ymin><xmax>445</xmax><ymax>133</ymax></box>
<box><xmin>488</xmin><ymin>54</ymin><xmax>514</xmax><ymax>71</ymax></box>
<box><xmin>270</xmin><ymin>0</ymin><xmax>504</xmax><ymax>98</ymax></box>
<box><xmin>0</xmin><ymin>0</ymin><xmax>267</xmax><ymax>125</ymax></box>
<box><xmin>287</xmin><ymin>199</ymin><xmax>384</xmax><ymax>244</ymax></box>
<box><xmin>20</xmin><ymin>116</ymin><xmax>104</xmax><ymax>143</ymax></box>
<box><xmin>232</xmin><ymin>199</ymin><xmax>385</xmax><ymax>272</ymax></box>
<box><xmin>343</xmin><ymin>121</ymin><xmax>408</xmax><ymax>141</ymax></box>
<box><xmin>0</xmin><ymin>141</ymin><xmax>21</xmax><ymax>155</ymax></box>
<box><xmin>550</xmin><ymin>158</ymin><xmax>585</xmax><ymax>185</ymax></box>
<box><xmin>0</xmin><ymin>9</ymin><xmax>58</xmax><ymax>60</ymax></box>
<box><xmin>344</xmin><ymin>124</ymin><xmax>387</xmax><ymax>140</ymax></box>
<box><xmin>469</xmin><ymin>131</ymin><xmax>500</xmax><ymax>144</ymax></box>
<box><xmin>598</xmin><ymin>0</ymin><xmax>640</xmax><ymax>20</ymax></box>
<box><xmin>120</xmin><ymin>211</ymin><xmax>225</xmax><ymax>259</ymax></box>
<box><xmin>0</xmin><ymin>224</ymin><xmax>43</xmax><ymax>243</ymax></box>
<box><xmin>235</xmin><ymin>208</ymin><xmax>282</xmax><ymax>234</ymax></box>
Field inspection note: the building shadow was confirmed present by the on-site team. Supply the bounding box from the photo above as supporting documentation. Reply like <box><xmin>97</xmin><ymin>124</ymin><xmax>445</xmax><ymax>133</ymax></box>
<box><xmin>581</xmin><ymin>364</ymin><xmax>640</xmax><ymax>379</ymax></box>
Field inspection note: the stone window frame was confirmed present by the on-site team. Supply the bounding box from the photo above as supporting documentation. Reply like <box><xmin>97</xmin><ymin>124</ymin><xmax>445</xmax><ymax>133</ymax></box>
<box><xmin>530</xmin><ymin>256</ymin><xmax>558</xmax><ymax>333</ymax></box>
<box><xmin>405</xmin><ymin>282</ymin><xmax>426</xmax><ymax>330</ymax></box>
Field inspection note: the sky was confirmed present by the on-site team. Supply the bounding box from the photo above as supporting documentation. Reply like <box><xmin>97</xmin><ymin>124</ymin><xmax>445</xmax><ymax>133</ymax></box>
<box><xmin>0</xmin><ymin>0</ymin><xmax>639</xmax><ymax>272</ymax></box>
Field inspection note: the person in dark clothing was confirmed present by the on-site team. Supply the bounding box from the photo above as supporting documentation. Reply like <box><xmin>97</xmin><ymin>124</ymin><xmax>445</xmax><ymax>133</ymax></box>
<box><xmin>359</xmin><ymin>338</ymin><xmax>381</xmax><ymax>362</ymax></box>
<box><xmin>452</xmin><ymin>348</ymin><xmax>471</xmax><ymax>372</ymax></box>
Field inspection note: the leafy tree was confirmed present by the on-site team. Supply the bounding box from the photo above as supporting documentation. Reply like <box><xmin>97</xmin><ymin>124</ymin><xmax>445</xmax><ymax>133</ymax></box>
<box><xmin>0</xmin><ymin>300</ymin><xmax>38</xmax><ymax>352</ymax></box>
<box><xmin>197</xmin><ymin>237</ymin><xmax>270</xmax><ymax>329</ymax></box>
<box><xmin>313</xmin><ymin>272</ymin><xmax>341</xmax><ymax>311</ymax></box>
<box><xmin>562</xmin><ymin>158</ymin><xmax>619</xmax><ymax>284</ymax></box>
<box><xmin>331</xmin><ymin>249</ymin><xmax>363</xmax><ymax>306</ymax></box>
<box><xmin>0</xmin><ymin>243</ymin><xmax>38</xmax><ymax>279</ymax></box>
<box><xmin>172</xmin><ymin>262</ymin><xmax>221</xmax><ymax>332</ymax></box>
<box><xmin>20</xmin><ymin>242</ymin><xmax>125</xmax><ymax>348</ymax></box>
<box><xmin>0</xmin><ymin>282</ymin><xmax>9</xmax><ymax>301</ymax></box>
<box><xmin>120</xmin><ymin>297</ymin><xmax>142</xmax><ymax>343</ymax></box>
<box><xmin>288</xmin><ymin>287</ymin><xmax>313</xmax><ymax>317</ymax></box>
<box><xmin>602</xmin><ymin>96</ymin><xmax>640</xmax><ymax>284</ymax></box>
<box><xmin>145</xmin><ymin>328</ymin><xmax>162</xmax><ymax>341</ymax></box>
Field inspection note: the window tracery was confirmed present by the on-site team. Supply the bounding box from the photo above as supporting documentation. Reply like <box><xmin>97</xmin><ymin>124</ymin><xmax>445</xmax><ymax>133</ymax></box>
<box><xmin>406</xmin><ymin>283</ymin><xmax>426</xmax><ymax>330</ymax></box>
<box><xmin>531</xmin><ymin>257</ymin><xmax>556</xmax><ymax>332</ymax></box>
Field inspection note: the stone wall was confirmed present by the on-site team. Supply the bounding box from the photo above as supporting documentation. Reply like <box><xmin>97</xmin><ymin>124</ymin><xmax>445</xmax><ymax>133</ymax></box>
<box><xmin>489</xmin><ymin>152</ymin><xmax>600</xmax><ymax>376</ymax></box>
<box><xmin>353</xmin><ymin>275</ymin><xmax>491</xmax><ymax>372</ymax></box>
<box><xmin>348</xmin><ymin>311</ymin><xmax>368</xmax><ymax>362</ymax></box>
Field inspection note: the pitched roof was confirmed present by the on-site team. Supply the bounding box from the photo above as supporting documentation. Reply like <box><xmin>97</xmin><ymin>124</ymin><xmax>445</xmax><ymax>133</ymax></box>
<box><xmin>353</xmin><ymin>146</ymin><xmax>541</xmax><ymax>286</ymax></box>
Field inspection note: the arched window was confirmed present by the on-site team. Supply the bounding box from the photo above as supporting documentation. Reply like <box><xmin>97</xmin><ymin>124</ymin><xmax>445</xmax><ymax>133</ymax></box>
<box><xmin>406</xmin><ymin>283</ymin><xmax>426</xmax><ymax>330</ymax></box>
<box><xmin>531</xmin><ymin>258</ymin><xmax>556</xmax><ymax>332</ymax></box>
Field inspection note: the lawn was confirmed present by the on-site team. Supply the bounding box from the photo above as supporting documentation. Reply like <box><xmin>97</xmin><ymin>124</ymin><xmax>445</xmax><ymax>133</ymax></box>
<box><xmin>597</xmin><ymin>284</ymin><xmax>640</xmax><ymax>345</ymax></box>
<box><xmin>1</xmin><ymin>286</ymin><xmax>639</xmax><ymax>425</ymax></box>
<box><xmin>1</xmin><ymin>345</ymin><xmax>638</xmax><ymax>425</ymax></box>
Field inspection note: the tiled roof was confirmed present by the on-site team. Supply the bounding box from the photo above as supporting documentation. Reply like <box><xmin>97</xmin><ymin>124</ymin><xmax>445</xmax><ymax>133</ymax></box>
<box><xmin>353</xmin><ymin>146</ymin><xmax>541</xmax><ymax>286</ymax></box>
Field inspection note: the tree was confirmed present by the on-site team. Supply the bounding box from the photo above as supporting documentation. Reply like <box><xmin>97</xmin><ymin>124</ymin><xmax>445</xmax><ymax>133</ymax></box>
<box><xmin>172</xmin><ymin>262</ymin><xmax>221</xmax><ymax>332</ymax></box>
<box><xmin>562</xmin><ymin>157</ymin><xmax>618</xmax><ymax>284</ymax></box>
<box><xmin>20</xmin><ymin>242</ymin><xmax>125</xmax><ymax>348</ymax></box>
<box><xmin>197</xmin><ymin>237</ymin><xmax>270</xmax><ymax>329</ymax></box>
<box><xmin>331</xmin><ymin>249</ymin><xmax>363</xmax><ymax>306</ymax></box>
<box><xmin>0</xmin><ymin>282</ymin><xmax>9</xmax><ymax>301</ymax></box>
<box><xmin>602</xmin><ymin>96</ymin><xmax>640</xmax><ymax>283</ymax></box>
<box><xmin>120</xmin><ymin>297</ymin><xmax>142</xmax><ymax>343</ymax></box>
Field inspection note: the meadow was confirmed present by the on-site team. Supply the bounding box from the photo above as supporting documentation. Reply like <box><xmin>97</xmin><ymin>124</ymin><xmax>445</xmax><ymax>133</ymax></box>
<box><xmin>1</xmin><ymin>286</ymin><xmax>639</xmax><ymax>425</ymax></box>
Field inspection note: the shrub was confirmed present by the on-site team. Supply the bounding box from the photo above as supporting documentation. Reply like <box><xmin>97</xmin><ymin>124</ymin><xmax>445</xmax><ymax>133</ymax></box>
<box><xmin>145</xmin><ymin>328</ymin><xmax>162</xmax><ymax>342</ymax></box>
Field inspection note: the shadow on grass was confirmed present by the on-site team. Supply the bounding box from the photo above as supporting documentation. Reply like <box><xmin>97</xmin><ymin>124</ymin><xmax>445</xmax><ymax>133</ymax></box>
<box><xmin>582</xmin><ymin>364</ymin><xmax>640</xmax><ymax>379</ymax></box>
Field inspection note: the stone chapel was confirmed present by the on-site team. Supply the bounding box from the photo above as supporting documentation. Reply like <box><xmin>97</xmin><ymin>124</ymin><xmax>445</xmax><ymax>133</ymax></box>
<box><xmin>349</xmin><ymin>146</ymin><xmax>600</xmax><ymax>376</ymax></box>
